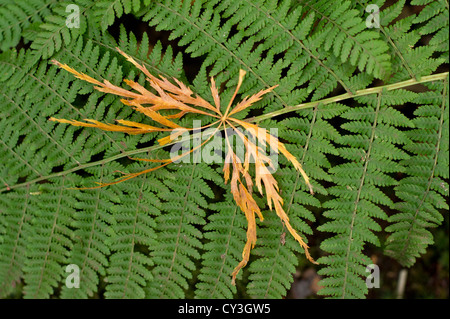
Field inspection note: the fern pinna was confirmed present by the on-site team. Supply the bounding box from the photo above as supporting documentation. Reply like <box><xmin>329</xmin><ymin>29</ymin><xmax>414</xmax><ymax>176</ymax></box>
<box><xmin>0</xmin><ymin>0</ymin><xmax>448</xmax><ymax>299</ymax></box>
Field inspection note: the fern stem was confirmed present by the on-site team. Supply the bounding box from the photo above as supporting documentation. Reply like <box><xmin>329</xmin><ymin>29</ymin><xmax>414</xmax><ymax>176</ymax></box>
<box><xmin>248</xmin><ymin>72</ymin><xmax>450</xmax><ymax>123</ymax></box>
<box><xmin>1</xmin><ymin>72</ymin><xmax>448</xmax><ymax>193</ymax></box>
<box><xmin>379</xmin><ymin>29</ymin><xmax>417</xmax><ymax>80</ymax></box>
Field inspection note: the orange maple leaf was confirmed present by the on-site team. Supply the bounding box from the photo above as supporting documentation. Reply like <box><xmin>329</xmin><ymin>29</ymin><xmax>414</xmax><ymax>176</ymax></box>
<box><xmin>50</xmin><ymin>48</ymin><xmax>316</xmax><ymax>285</ymax></box>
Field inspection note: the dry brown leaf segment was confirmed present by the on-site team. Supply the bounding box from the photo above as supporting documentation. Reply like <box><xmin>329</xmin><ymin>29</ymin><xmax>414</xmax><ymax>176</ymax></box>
<box><xmin>49</xmin><ymin>48</ymin><xmax>316</xmax><ymax>285</ymax></box>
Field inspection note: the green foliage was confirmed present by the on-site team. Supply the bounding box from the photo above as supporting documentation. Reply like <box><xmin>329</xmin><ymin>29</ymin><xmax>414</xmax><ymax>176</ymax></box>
<box><xmin>195</xmin><ymin>193</ymin><xmax>247</xmax><ymax>298</ymax></box>
<box><xmin>385</xmin><ymin>81</ymin><xmax>449</xmax><ymax>267</ymax></box>
<box><xmin>27</xmin><ymin>1</ymin><xmax>91</xmax><ymax>59</ymax></box>
<box><xmin>0</xmin><ymin>0</ymin><xmax>448</xmax><ymax>299</ymax></box>
<box><xmin>317</xmin><ymin>91</ymin><xmax>414</xmax><ymax>298</ymax></box>
<box><xmin>0</xmin><ymin>0</ymin><xmax>54</xmax><ymax>51</ymax></box>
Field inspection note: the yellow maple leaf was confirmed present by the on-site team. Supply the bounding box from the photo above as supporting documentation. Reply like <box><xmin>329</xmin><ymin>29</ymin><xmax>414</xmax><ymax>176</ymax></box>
<box><xmin>50</xmin><ymin>48</ymin><xmax>316</xmax><ymax>285</ymax></box>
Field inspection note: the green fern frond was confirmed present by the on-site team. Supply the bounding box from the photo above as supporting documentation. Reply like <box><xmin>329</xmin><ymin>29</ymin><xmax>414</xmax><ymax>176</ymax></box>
<box><xmin>60</xmin><ymin>166</ymin><xmax>115</xmax><ymax>299</ymax></box>
<box><xmin>300</xmin><ymin>0</ymin><xmax>392</xmax><ymax>79</ymax></box>
<box><xmin>145</xmin><ymin>163</ymin><xmax>220</xmax><ymax>298</ymax></box>
<box><xmin>22</xmin><ymin>178</ymin><xmax>77</xmax><ymax>298</ymax></box>
<box><xmin>0</xmin><ymin>186</ymin><xmax>34</xmax><ymax>297</ymax></box>
<box><xmin>103</xmin><ymin>164</ymin><xmax>162</xmax><ymax>299</ymax></box>
<box><xmin>317</xmin><ymin>91</ymin><xmax>414</xmax><ymax>298</ymax></box>
<box><xmin>94</xmin><ymin>0</ymin><xmax>150</xmax><ymax>31</ymax></box>
<box><xmin>385</xmin><ymin>79</ymin><xmax>449</xmax><ymax>267</ymax></box>
<box><xmin>195</xmin><ymin>193</ymin><xmax>246</xmax><ymax>299</ymax></box>
<box><xmin>0</xmin><ymin>0</ymin><xmax>54</xmax><ymax>51</ymax></box>
<box><xmin>28</xmin><ymin>0</ymin><xmax>97</xmax><ymax>60</ymax></box>
<box><xmin>412</xmin><ymin>0</ymin><xmax>449</xmax><ymax>62</ymax></box>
